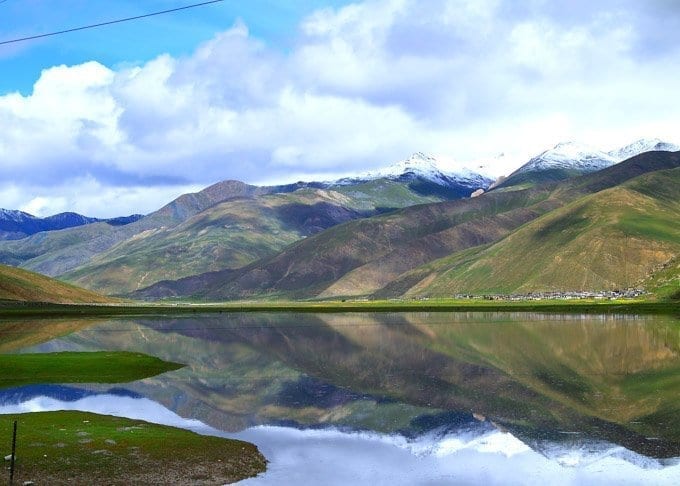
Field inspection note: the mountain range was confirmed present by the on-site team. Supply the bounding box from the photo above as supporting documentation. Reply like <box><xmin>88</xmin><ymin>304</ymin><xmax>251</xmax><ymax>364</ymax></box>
<box><xmin>0</xmin><ymin>154</ymin><xmax>490</xmax><ymax>295</ymax></box>
<box><xmin>493</xmin><ymin>138</ymin><xmax>678</xmax><ymax>190</ymax></box>
<box><xmin>0</xmin><ymin>209</ymin><xmax>143</xmax><ymax>241</ymax></box>
<box><xmin>135</xmin><ymin>149</ymin><xmax>680</xmax><ymax>301</ymax></box>
<box><xmin>0</xmin><ymin>139</ymin><xmax>678</xmax><ymax>303</ymax></box>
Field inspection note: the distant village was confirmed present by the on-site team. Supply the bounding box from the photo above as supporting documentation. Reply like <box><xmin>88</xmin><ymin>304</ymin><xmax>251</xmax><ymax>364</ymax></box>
<box><xmin>450</xmin><ymin>289</ymin><xmax>647</xmax><ymax>301</ymax></box>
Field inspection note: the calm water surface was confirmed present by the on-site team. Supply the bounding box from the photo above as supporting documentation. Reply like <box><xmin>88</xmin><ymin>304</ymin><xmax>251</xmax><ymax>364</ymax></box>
<box><xmin>1</xmin><ymin>312</ymin><xmax>679</xmax><ymax>485</ymax></box>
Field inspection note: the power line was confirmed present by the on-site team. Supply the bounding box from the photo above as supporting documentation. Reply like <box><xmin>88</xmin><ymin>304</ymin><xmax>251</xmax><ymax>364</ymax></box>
<box><xmin>0</xmin><ymin>0</ymin><xmax>226</xmax><ymax>46</ymax></box>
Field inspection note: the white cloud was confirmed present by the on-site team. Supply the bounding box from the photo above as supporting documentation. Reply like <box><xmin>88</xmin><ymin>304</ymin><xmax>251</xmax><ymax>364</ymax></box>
<box><xmin>2</xmin><ymin>178</ymin><xmax>201</xmax><ymax>218</ymax></box>
<box><xmin>1</xmin><ymin>0</ymin><xmax>679</xmax><ymax>216</ymax></box>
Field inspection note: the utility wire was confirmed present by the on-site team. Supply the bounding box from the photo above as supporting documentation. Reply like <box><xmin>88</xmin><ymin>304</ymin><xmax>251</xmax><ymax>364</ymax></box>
<box><xmin>0</xmin><ymin>0</ymin><xmax>226</xmax><ymax>46</ymax></box>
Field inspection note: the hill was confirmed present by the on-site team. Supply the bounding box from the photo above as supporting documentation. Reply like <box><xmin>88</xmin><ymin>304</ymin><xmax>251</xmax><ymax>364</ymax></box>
<box><xmin>396</xmin><ymin>167</ymin><xmax>680</xmax><ymax>297</ymax></box>
<box><xmin>0</xmin><ymin>180</ymin><xmax>272</xmax><ymax>277</ymax></box>
<box><xmin>0</xmin><ymin>264</ymin><xmax>112</xmax><ymax>304</ymax></box>
<box><xmin>0</xmin><ymin>209</ymin><xmax>142</xmax><ymax>241</ymax></box>
<box><xmin>493</xmin><ymin>139</ymin><xmax>677</xmax><ymax>192</ymax></box>
<box><xmin>60</xmin><ymin>188</ymin><xmax>376</xmax><ymax>294</ymax></box>
<box><xmin>0</xmin><ymin>165</ymin><xmax>484</xmax><ymax>295</ymax></box>
<box><xmin>134</xmin><ymin>150</ymin><xmax>680</xmax><ymax>300</ymax></box>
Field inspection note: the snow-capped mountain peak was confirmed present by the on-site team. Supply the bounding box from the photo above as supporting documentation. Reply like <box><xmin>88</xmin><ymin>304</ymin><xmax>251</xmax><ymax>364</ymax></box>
<box><xmin>370</xmin><ymin>152</ymin><xmax>439</xmax><ymax>177</ymax></box>
<box><xmin>503</xmin><ymin>137</ymin><xmax>679</xmax><ymax>182</ymax></box>
<box><xmin>608</xmin><ymin>138</ymin><xmax>679</xmax><ymax>161</ymax></box>
<box><xmin>349</xmin><ymin>152</ymin><xmax>492</xmax><ymax>188</ymax></box>
<box><xmin>326</xmin><ymin>152</ymin><xmax>493</xmax><ymax>196</ymax></box>
<box><xmin>364</xmin><ymin>152</ymin><xmax>449</xmax><ymax>182</ymax></box>
<box><xmin>515</xmin><ymin>141</ymin><xmax>616</xmax><ymax>175</ymax></box>
<box><xmin>0</xmin><ymin>208</ymin><xmax>33</xmax><ymax>222</ymax></box>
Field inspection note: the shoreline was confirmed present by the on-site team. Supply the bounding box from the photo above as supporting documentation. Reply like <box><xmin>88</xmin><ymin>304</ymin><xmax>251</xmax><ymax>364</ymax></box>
<box><xmin>0</xmin><ymin>411</ymin><xmax>266</xmax><ymax>485</ymax></box>
<box><xmin>1</xmin><ymin>299</ymin><xmax>678</xmax><ymax>318</ymax></box>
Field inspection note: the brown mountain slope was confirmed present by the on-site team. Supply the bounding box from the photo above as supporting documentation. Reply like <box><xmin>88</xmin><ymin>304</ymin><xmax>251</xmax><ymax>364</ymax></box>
<box><xmin>134</xmin><ymin>150</ymin><xmax>680</xmax><ymax>300</ymax></box>
<box><xmin>387</xmin><ymin>167</ymin><xmax>680</xmax><ymax>297</ymax></box>
<box><xmin>135</xmin><ymin>187</ymin><xmax>559</xmax><ymax>300</ymax></box>
<box><xmin>0</xmin><ymin>265</ymin><xmax>112</xmax><ymax>304</ymax></box>
<box><xmin>0</xmin><ymin>180</ymin><xmax>275</xmax><ymax>277</ymax></box>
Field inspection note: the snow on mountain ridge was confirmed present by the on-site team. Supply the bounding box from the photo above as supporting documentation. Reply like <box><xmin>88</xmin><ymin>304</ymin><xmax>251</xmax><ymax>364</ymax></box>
<box><xmin>516</xmin><ymin>142</ymin><xmax>616</xmax><ymax>175</ymax></box>
<box><xmin>332</xmin><ymin>152</ymin><xmax>493</xmax><ymax>189</ymax></box>
<box><xmin>512</xmin><ymin>138</ymin><xmax>678</xmax><ymax>177</ymax></box>
<box><xmin>0</xmin><ymin>208</ymin><xmax>34</xmax><ymax>222</ymax></box>
<box><xmin>608</xmin><ymin>138</ymin><xmax>679</xmax><ymax>161</ymax></box>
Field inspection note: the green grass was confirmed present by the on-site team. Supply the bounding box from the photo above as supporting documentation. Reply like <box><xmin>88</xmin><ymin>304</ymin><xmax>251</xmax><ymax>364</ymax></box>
<box><xmin>1</xmin><ymin>411</ymin><xmax>266</xmax><ymax>485</ymax></box>
<box><xmin>59</xmin><ymin>181</ymin><xmax>451</xmax><ymax>295</ymax></box>
<box><xmin>617</xmin><ymin>213</ymin><xmax>680</xmax><ymax>243</ymax></box>
<box><xmin>0</xmin><ymin>351</ymin><xmax>184</xmax><ymax>389</ymax></box>
<box><xmin>404</xmin><ymin>168</ymin><xmax>680</xmax><ymax>296</ymax></box>
<box><xmin>0</xmin><ymin>299</ymin><xmax>678</xmax><ymax>318</ymax></box>
<box><xmin>494</xmin><ymin>167</ymin><xmax>584</xmax><ymax>191</ymax></box>
<box><xmin>641</xmin><ymin>257</ymin><xmax>680</xmax><ymax>301</ymax></box>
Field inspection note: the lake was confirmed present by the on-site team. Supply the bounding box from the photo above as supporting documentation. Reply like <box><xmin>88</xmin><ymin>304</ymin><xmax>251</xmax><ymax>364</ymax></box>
<box><xmin>2</xmin><ymin>312</ymin><xmax>679</xmax><ymax>485</ymax></box>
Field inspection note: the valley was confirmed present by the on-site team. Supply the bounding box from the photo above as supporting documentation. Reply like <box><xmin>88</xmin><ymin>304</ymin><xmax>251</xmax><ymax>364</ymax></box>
<box><xmin>4</xmin><ymin>4</ymin><xmax>679</xmax><ymax>483</ymax></box>
<box><xmin>0</xmin><ymin>143</ymin><xmax>677</xmax><ymax>305</ymax></box>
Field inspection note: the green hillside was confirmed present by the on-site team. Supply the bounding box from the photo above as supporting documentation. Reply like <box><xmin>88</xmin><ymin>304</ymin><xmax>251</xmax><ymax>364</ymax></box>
<box><xmin>136</xmin><ymin>150</ymin><xmax>680</xmax><ymax>300</ymax></box>
<box><xmin>61</xmin><ymin>181</ymin><xmax>451</xmax><ymax>295</ymax></box>
<box><xmin>640</xmin><ymin>256</ymin><xmax>680</xmax><ymax>301</ymax></box>
<box><xmin>0</xmin><ymin>180</ymin><xmax>270</xmax><ymax>277</ymax></box>
<box><xmin>178</xmin><ymin>187</ymin><xmax>558</xmax><ymax>300</ymax></box>
<box><xmin>402</xmin><ymin>167</ymin><xmax>680</xmax><ymax>296</ymax></box>
<box><xmin>61</xmin><ymin>189</ymin><xmax>364</xmax><ymax>294</ymax></box>
<box><xmin>0</xmin><ymin>264</ymin><xmax>112</xmax><ymax>304</ymax></box>
<box><xmin>492</xmin><ymin>167</ymin><xmax>585</xmax><ymax>192</ymax></box>
<box><xmin>0</xmin><ymin>177</ymin><xmax>457</xmax><ymax>296</ymax></box>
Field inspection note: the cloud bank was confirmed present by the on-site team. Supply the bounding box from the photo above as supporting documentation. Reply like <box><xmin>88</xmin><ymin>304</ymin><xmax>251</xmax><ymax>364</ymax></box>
<box><xmin>3</xmin><ymin>392</ymin><xmax>679</xmax><ymax>486</ymax></box>
<box><xmin>1</xmin><ymin>0</ymin><xmax>679</xmax><ymax>216</ymax></box>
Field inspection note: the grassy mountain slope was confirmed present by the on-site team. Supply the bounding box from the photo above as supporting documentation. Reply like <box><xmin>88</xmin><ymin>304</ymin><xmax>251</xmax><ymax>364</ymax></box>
<box><xmin>0</xmin><ymin>180</ymin><xmax>271</xmax><ymax>277</ymax></box>
<box><xmin>0</xmin><ymin>177</ymin><xmax>457</xmax><ymax>296</ymax></box>
<box><xmin>396</xmin><ymin>167</ymin><xmax>680</xmax><ymax>296</ymax></box>
<box><xmin>135</xmin><ymin>150</ymin><xmax>680</xmax><ymax>300</ymax></box>
<box><xmin>59</xmin><ymin>179</ymin><xmax>463</xmax><ymax>295</ymax></box>
<box><xmin>0</xmin><ymin>264</ymin><xmax>112</xmax><ymax>303</ymax></box>
<box><xmin>639</xmin><ymin>256</ymin><xmax>680</xmax><ymax>301</ymax></box>
<box><xmin>136</xmin><ymin>187</ymin><xmax>560</xmax><ymax>299</ymax></box>
<box><xmin>491</xmin><ymin>167</ymin><xmax>585</xmax><ymax>192</ymax></box>
<box><xmin>329</xmin><ymin>178</ymin><xmax>449</xmax><ymax>209</ymax></box>
<box><xmin>61</xmin><ymin>189</ymin><xmax>371</xmax><ymax>294</ymax></box>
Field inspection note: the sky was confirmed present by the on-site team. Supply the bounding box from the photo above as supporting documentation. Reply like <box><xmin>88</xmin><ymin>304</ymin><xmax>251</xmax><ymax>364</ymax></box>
<box><xmin>5</xmin><ymin>394</ymin><xmax>680</xmax><ymax>485</ymax></box>
<box><xmin>1</xmin><ymin>0</ymin><xmax>679</xmax><ymax>217</ymax></box>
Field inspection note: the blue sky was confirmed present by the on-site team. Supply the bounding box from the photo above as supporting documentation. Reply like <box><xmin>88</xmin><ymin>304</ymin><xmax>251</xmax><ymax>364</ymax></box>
<box><xmin>1</xmin><ymin>0</ymin><xmax>679</xmax><ymax>217</ymax></box>
<box><xmin>0</xmin><ymin>0</ymin><xmax>351</xmax><ymax>94</ymax></box>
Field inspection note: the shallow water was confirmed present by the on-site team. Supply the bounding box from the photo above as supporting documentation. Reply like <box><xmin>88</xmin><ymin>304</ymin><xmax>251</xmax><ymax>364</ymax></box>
<box><xmin>1</xmin><ymin>312</ymin><xmax>679</xmax><ymax>484</ymax></box>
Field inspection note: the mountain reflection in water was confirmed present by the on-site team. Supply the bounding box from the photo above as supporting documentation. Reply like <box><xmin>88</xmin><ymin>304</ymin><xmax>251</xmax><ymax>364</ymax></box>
<box><xmin>4</xmin><ymin>311</ymin><xmax>680</xmax><ymax>483</ymax></box>
<box><xmin>0</xmin><ymin>385</ymin><xmax>678</xmax><ymax>485</ymax></box>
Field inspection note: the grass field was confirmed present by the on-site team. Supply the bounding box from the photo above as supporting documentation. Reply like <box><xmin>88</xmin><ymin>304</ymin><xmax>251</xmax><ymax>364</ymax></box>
<box><xmin>0</xmin><ymin>351</ymin><xmax>184</xmax><ymax>389</ymax></box>
<box><xmin>403</xmin><ymin>169</ymin><xmax>680</xmax><ymax>297</ymax></box>
<box><xmin>0</xmin><ymin>411</ymin><xmax>266</xmax><ymax>485</ymax></box>
<box><xmin>0</xmin><ymin>298</ymin><xmax>678</xmax><ymax>318</ymax></box>
<box><xmin>0</xmin><ymin>349</ymin><xmax>266</xmax><ymax>484</ymax></box>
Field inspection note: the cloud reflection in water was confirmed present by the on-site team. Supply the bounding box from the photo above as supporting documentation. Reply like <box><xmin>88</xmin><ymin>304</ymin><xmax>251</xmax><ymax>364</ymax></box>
<box><xmin>1</xmin><ymin>387</ymin><xmax>678</xmax><ymax>485</ymax></box>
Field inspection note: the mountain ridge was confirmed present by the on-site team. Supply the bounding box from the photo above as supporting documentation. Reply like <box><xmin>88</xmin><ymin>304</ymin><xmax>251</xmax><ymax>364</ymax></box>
<box><xmin>1</xmin><ymin>158</ymin><xmax>490</xmax><ymax>295</ymax></box>
<box><xmin>132</xmin><ymin>150</ymin><xmax>680</xmax><ymax>301</ymax></box>
<box><xmin>493</xmin><ymin>139</ymin><xmax>678</xmax><ymax>191</ymax></box>
<box><xmin>0</xmin><ymin>210</ymin><xmax>144</xmax><ymax>241</ymax></box>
